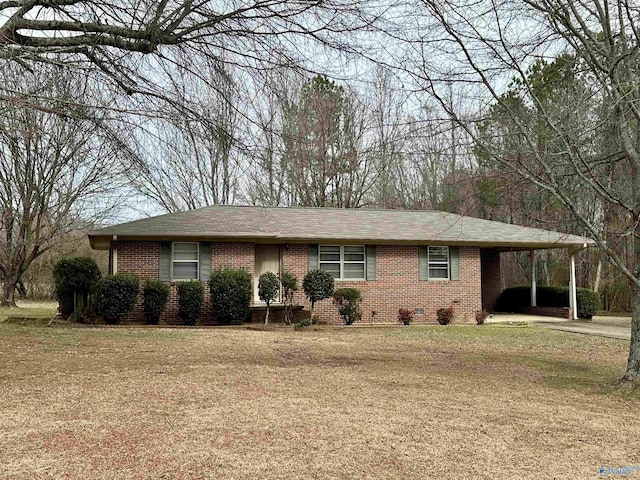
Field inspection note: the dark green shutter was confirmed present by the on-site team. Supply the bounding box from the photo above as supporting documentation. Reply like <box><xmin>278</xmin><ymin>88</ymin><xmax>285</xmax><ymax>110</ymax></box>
<box><xmin>419</xmin><ymin>246</ymin><xmax>428</xmax><ymax>281</ymax></box>
<box><xmin>366</xmin><ymin>245</ymin><xmax>377</xmax><ymax>281</ymax></box>
<box><xmin>159</xmin><ymin>242</ymin><xmax>171</xmax><ymax>281</ymax></box>
<box><xmin>308</xmin><ymin>244</ymin><xmax>319</xmax><ymax>270</ymax></box>
<box><xmin>449</xmin><ymin>246</ymin><xmax>460</xmax><ymax>281</ymax></box>
<box><xmin>199</xmin><ymin>242</ymin><xmax>212</xmax><ymax>282</ymax></box>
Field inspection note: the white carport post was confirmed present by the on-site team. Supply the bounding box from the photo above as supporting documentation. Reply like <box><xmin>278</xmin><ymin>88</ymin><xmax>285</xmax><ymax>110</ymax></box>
<box><xmin>530</xmin><ymin>250</ymin><xmax>537</xmax><ymax>307</ymax></box>
<box><xmin>568</xmin><ymin>248</ymin><xmax>578</xmax><ymax>320</ymax></box>
<box><xmin>111</xmin><ymin>235</ymin><xmax>118</xmax><ymax>274</ymax></box>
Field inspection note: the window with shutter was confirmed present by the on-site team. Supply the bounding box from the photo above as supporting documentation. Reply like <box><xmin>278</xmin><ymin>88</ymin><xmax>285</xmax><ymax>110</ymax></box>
<box><xmin>172</xmin><ymin>242</ymin><xmax>199</xmax><ymax>280</ymax></box>
<box><xmin>427</xmin><ymin>246</ymin><xmax>449</xmax><ymax>280</ymax></box>
<box><xmin>318</xmin><ymin>245</ymin><xmax>366</xmax><ymax>280</ymax></box>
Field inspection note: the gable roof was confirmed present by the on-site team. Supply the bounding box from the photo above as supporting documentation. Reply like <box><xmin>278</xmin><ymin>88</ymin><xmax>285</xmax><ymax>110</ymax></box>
<box><xmin>88</xmin><ymin>205</ymin><xmax>594</xmax><ymax>251</ymax></box>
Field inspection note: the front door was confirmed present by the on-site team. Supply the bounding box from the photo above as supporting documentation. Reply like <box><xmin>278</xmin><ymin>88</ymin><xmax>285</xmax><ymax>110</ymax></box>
<box><xmin>254</xmin><ymin>244</ymin><xmax>281</xmax><ymax>303</ymax></box>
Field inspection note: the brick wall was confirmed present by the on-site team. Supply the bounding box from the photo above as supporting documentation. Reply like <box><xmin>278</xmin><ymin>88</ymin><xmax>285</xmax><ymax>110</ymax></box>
<box><xmin>283</xmin><ymin>245</ymin><xmax>482</xmax><ymax>324</ymax></box>
<box><xmin>117</xmin><ymin>241</ymin><xmax>483</xmax><ymax>325</ymax></box>
<box><xmin>118</xmin><ymin>241</ymin><xmax>254</xmax><ymax>325</ymax></box>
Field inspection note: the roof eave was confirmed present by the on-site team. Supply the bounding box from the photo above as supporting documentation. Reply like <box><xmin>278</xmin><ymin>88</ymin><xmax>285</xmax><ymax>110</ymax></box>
<box><xmin>87</xmin><ymin>232</ymin><xmax>594</xmax><ymax>251</ymax></box>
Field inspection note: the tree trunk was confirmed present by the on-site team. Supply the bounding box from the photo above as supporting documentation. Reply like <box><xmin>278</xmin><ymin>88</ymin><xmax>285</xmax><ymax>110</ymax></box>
<box><xmin>265</xmin><ymin>303</ymin><xmax>270</xmax><ymax>325</ymax></box>
<box><xmin>624</xmin><ymin>281</ymin><xmax>640</xmax><ymax>380</ymax></box>
<box><xmin>1</xmin><ymin>277</ymin><xmax>17</xmax><ymax>308</ymax></box>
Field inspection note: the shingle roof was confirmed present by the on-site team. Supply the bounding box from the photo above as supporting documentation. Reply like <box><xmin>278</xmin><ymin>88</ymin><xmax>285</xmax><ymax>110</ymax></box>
<box><xmin>88</xmin><ymin>205</ymin><xmax>594</xmax><ymax>250</ymax></box>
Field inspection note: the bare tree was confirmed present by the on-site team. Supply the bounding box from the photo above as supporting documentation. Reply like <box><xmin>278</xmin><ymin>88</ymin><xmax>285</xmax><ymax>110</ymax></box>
<box><xmin>392</xmin><ymin>0</ymin><xmax>640</xmax><ymax>380</ymax></box>
<box><xmin>0</xmin><ymin>1</ymin><xmax>377</xmax><ymax>113</ymax></box>
<box><xmin>127</xmin><ymin>59</ymin><xmax>241</xmax><ymax>212</ymax></box>
<box><xmin>0</xmin><ymin>65</ymin><xmax>124</xmax><ymax>306</ymax></box>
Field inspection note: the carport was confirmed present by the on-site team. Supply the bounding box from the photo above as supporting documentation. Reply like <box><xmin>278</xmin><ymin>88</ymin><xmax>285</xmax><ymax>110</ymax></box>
<box><xmin>481</xmin><ymin>243</ymin><xmax>592</xmax><ymax>320</ymax></box>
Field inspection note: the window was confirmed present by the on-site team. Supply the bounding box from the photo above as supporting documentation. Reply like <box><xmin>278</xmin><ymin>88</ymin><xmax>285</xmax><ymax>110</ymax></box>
<box><xmin>428</xmin><ymin>246</ymin><xmax>449</xmax><ymax>280</ymax></box>
<box><xmin>319</xmin><ymin>245</ymin><xmax>365</xmax><ymax>280</ymax></box>
<box><xmin>172</xmin><ymin>242</ymin><xmax>199</xmax><ymax>280</ymax></box>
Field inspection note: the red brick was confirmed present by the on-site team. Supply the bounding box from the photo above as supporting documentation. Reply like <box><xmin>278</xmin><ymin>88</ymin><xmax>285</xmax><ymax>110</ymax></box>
<box><xmin>117</xmin><ymin>241</ymin><xmax>483</xmax><ymax>325</ymax></box>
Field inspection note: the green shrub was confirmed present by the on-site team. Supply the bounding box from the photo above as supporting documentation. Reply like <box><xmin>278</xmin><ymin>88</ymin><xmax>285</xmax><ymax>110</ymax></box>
<box><xmin>209</xmin><ymin>268</ymin><xmax>252</xmax><ymax>325</ymax></box>
<box><xmin>93</xmin><ymin>274</ymin><xmax>140</xmax><ymax>325</ymax></box>
<box><xmin>177</xmin><ymin>281</ymin><xmax>204</xmax><ymax>326</ymax></box>
<box><xmin>397</xmin><ymin>308</ymin><xmax>414</xmax><ymax>325</ymax></box>
<box><xmin>53</xmin><ymin>257</ymin><xmax>102</xmax><ymax>317</ymax></box>
<box><xmin>143</xmin><ymin>280</ymin><xmax>170</xmax><ymax>325</ymax></box>
<box><xmin>295</xmin><ymin>318</ymin><xmax>312</xmax><ymax>328</ymax></box>
<box><xmin>495</xmin><ymin>286</ymin><xmax>600</xmax><ymax>319</ymax></box>
<box><xmin>258</xmin><ymin>272</ymin><xmax>280</xmax><ymax>324</ymax></box>
<box><xmin>302</xmin><ymin>269</ymin><xmax>335</xmax><ymax>323</ymax></box>
<box><xmin>281</xmin><ymin>270</ymin><xmax>299</xmax><ymax>325</ymax></box>
<box><xmin>332</xmin><ymin>288</ymin><xmax>362</xmax><ymax>325</ymax></box>
<box><xmin>436</xmin><ymin>307</ymin><xmax>455</xmax><ymax>325</ymax></box>
<box><xmin>576</xmin><ymin>288</ymin><xmax>600</xmax><ymax>319</ymax></box>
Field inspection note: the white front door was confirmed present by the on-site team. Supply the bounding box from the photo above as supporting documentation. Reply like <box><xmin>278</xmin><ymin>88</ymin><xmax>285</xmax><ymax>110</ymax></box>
<box><xmin>254</xmin><ymin>245</ymin><xmax>281</xmax><ymax>303</ymax></box>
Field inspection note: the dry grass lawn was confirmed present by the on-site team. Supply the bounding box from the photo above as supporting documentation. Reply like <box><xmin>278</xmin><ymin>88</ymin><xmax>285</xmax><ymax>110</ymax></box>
<box><xmin>1</xmin><ymin>313</ymin><xmax>640</xmax><ymax>479</ymax></box>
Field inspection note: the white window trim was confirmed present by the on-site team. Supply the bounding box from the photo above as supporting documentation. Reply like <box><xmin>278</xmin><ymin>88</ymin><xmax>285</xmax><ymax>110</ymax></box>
<box><xmin>427</xmin><ymin>246</ymin><xmax>450</xmax><ymax>281</ymax></box>
<box><xmin>319</xmin><ymin>244</ymin><xmax>366</xmax><ymax>281</ymax></box>
<box><xmin>172</xmin><ymin>242</ymin><xmax>200</xmax><ymax>281</ymax></box>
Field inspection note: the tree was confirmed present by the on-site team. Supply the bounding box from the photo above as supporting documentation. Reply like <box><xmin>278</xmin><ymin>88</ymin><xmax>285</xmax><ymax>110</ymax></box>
<box><xmin>396</xmin><ymin>0</ymin><xmax>640</xmax><ymax>380</ymax></box>
<box><xmin>0</xmin><ymin>1</ymin><xmax>377</xmax><ymax>114</ymax></box>
<box><xmin>127</xmin><ymin>59</ymin><xmax>241</xmax><ymax>212</ymax></box>
<box><xmin>302</xmin><ymin>269</ymin><xmax>335</xmax><ymax>323</ymax></box>
<box><xmin>281</xmin><ymin>75</ymin><xmax>374</xmax><ymax>207</ymax></box>
<box><xmin>258</xmin><ymin>272</ymin><xmax>280</xmax><ymax>324</ymax></box>
<box><xmin>0</xmin><ymin>65</ymin><xmax>124</xmax><ymax>307</ymax></box>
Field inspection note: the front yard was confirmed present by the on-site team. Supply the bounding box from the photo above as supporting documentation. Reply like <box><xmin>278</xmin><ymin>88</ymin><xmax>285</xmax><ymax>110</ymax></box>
<box><xmin>1</xmin><ymin>314</ymin><xmax>639</xmax><ymax>479</ymax></box>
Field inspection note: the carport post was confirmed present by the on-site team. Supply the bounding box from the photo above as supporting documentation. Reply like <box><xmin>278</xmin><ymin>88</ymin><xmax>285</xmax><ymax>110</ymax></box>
<box><xmin>111</xmin><ymin>235</ymin><xmax>118</xmax><ymax>275</ymax></box>
<box><xmin>530</xmin><ymin>250</ymin><xmax>537</xmax><ymax>307</ymax></box>
<box><xmin>569</xmin><ymin>249</ymin><xmax>578</xmax><ymax>320</ymax></box>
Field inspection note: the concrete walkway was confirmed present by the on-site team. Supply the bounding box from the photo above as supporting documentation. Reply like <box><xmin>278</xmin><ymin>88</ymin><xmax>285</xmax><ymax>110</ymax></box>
<box><xmin>489</xmin><ymin>313</ymin><xmax>632</xmax><ymax>340</ymax></box>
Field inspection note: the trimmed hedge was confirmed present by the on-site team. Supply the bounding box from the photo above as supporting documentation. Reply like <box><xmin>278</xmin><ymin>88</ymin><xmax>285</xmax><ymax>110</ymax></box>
<box><xmin>495</xmin><ymin>285</ymin><xmax>600</xmax><ymax>319</ymax></box>
<box><xmin>209</xmin><ymin>268</ymin><xmax>252</xmax><ymax>325</ymax></box>
<box><xmin>143</xmin><ymin>280</ymin><xmax>170</xmax><ymax>325</ymax></box>
<box><xmin>93</xmin><ymin>274</ymin><xmax>140</xmax><ymax>325</ymax></box>
<box><xmin>53</xmin><ymin>257</ymin><xmax>102</xmax><ymax>317</ymax></box>
<box><xmin>177</xmin><ymin>281</ymin><xmax>204</xmax><ymax>326</ymax></box>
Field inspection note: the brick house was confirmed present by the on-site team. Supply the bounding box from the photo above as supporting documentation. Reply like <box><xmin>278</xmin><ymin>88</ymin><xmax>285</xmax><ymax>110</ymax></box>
<box><xmin>87</xmin><ymin>206</ymin><xmax>594</xmax><ymax>324</ymax></box>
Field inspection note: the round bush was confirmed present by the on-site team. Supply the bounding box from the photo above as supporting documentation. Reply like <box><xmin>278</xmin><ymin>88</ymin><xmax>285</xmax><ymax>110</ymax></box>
<box><xmin>303</xmin><ymin>269</ymin><xmax>335</xmax><ymax>323</ymax></box>
<box><xmin>143</xmin><ymin>280</ymin><xmax>170</xmax><ymax>325</ymax></box>
<box><xmin>209</xmin><ymin>268</ymin><xmax>252</xmax><ymax>325</ymax></box>
<box><xmin>437</xmin><ymin>307</ymin><xmax>455</xmax><ymax>325</ymax></box>
<box><xmin>93</xmin><ymin>274</ymin><xmax>140</xmax><ymax>325</ymax></box>
<box><xmin>333</xmin><ymin>288</ymin><xmax>362</xmax><ymax>325</ymax></box>
<box><xmin>53</xmin><ymin>257</ymin><xmax>102</xmax><ymax>316</ymax></box>
<box><xmin>177</xmin><ymin>280</ymin><xmax>204</xmax><ymax>326</ymax></box>
<box><xmin>303</xmin><ymin>269</ymin><xmax>335</xmax><ymax>304</ymax></box>
<box><xmin>258</xmin><ymin>272</ymin><xmax>280</xmax><ymax>305</ymax></box>
<box><xmin>398</xmin><ymin>308</ymin><xmax>414</xmax><ymax>325</ymax></box>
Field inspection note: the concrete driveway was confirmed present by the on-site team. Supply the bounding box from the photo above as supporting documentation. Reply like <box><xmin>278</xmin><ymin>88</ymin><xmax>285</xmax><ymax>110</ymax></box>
<box><xmin>489</xmin><ymin>313</ymin><xmax>632</xmax><ymax>340</ymax></box>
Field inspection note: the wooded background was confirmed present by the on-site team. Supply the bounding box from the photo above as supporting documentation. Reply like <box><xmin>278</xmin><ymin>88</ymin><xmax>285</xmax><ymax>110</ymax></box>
<box><xmin>0</xmin><ymin>0</ymin><xmax>636</xmax><ymax>313</ymax></box>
